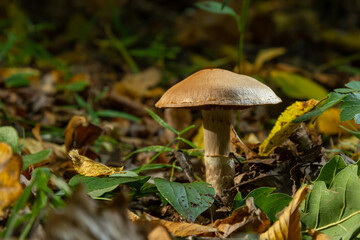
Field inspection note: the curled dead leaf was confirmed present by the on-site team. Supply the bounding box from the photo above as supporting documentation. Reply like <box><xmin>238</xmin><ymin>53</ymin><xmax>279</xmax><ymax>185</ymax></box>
<box><xmin>69</xmin><ymin>149</ymin><xmax>124</xmax><ymax>177</ymax></box>
<box><xmin>129</xmin><ymin>211</ymin><xmax>218</xmax><ymax>237</ymax></box>
<box><xmin>259</xmin><ymin>100</ymin><xmax>318</xmax><ymax>156</ymax></box>
<box><xmin>213</xmin><ymin>198</ymin><xmax>270</xmax><ymax>238</ymax></box>
<box><xmin>64</xmin><ymin>116</ymin><xmax>102</xmax><ymax>152</ymax></box>
<box><xmin>0</xmin><ymin>143</ymin><xmax>23</xmax><ymax>216</ymax></box>
<box><xmin>259</xmin><ymin>185</ymin><xmax>309</xmax><ymax>240</ymax></box>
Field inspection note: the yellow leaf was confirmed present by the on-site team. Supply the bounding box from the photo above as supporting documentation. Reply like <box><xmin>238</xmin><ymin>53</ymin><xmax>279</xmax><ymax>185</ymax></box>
<box><xmin>316</xmin><ymin>108</ymin><xmax>356</xmax><ymax>135</ymax></box>
<box><xmin>254</xmin><ymin>47</ymin><xmax>286</xmax><ymax>71</ymax></box>
<box><xmin>192</xmin><ymin>124</ymin><xmax>204</xmax><ymax>150</ymax></box>
<box><xmin>259</xmin><ymin>185</ymin><xmax>309</xmax><ymax>240</ymax></box>
<box><xmin>68</xmin><ymin>150</ymin><xmax>124</xmax><ymax>177</ymax></box>
<box><xmin>0</xmin><ymin>143</ymin><xmax>23</xmax><ymax>215</ymax></box>
<box><xmin>259</xmin><ymin>99</ymin><xmax>318</xmax><ymax>156</ymax></box>
<box><xmin>129</xmin><ymin>211</ymin><xmax>218</xmax><ymax>237</ymax></box>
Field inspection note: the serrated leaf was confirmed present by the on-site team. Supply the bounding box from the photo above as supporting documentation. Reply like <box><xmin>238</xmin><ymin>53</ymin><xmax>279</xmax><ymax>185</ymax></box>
<box><xmin>232</xmin><ymin>187</ymin><xmax>292</xmax><ymax>222</ymax></box>
<box><xmin>339</xmin><ymin>93</ymin><xmax>360</xmax><ymax>123</ymax></box>
<box><xmin>96</xmin><ymin>109</ymin><xmax>140</xmax><ymax>122</ymax></box>
<box><xmin>0</xmin><ymin>126</ymin><xmax>19</xmax><ymax>153</ymax></box>
<box><xmin>195</xmin><ymin>1</ymin><xmax>238</xmax><ymax>19</ymax></box>
<box><xmin>293</xmin><ymin>92</ymin><xmax>346</xmax><ymax>123</ymax></box>
<box><xmin>154</xmin><ymin>178</ymin><xmax>215</xmax><ymax>222</ymax></box>
<box><xmin>345</xmin><ymin>81</ymin><xmax>360</xmax><ymax>91</ymax></box>
<box><xmin>146</xmin><ymin>108</ymin><xmax>179</xmax><ymax>134</ymax></box>
<box><xmin>22</xmin><ymin>149</ymin><xmax>52</xmax><ymax>170</ymax></box>
<box><xmin>69</xmin><ymin>173</ymin><xmax>150</xmax><ymax>198</ymax></box>
<box><xmin>271</xmin><ymin>70</ymin><xmax>328</xmax><ymax>100</ymax></box>
<box><xmin>301</xmin><ymin>164</ymin><xmax>360</xmax><ymax>240</ymax></box>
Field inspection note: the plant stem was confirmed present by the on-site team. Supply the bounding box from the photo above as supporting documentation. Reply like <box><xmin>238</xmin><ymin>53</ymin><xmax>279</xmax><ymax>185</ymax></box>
<box><xmin>237</xmin><ymin>0</ymin><xmax>251</xmax><ymax>73</ymax></box>
<box><xmin>105</xmin><ymin>26</ymin><xmax>140</xmax><ymax>73</ymax></box>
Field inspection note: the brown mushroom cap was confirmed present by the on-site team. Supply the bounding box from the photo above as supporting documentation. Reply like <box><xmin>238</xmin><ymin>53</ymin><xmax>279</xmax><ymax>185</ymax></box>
<box><xmin>155</xmin><ymin>68</ymin><xmax>281</xmax><ymax>110</ymax></box>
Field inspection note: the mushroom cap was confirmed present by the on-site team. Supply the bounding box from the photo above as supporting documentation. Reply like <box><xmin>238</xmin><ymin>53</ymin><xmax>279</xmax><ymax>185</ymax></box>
<box><xmin>155</xmin><ymin>68</ymin><xmax>282</xmax><ymax>110</ymax></box>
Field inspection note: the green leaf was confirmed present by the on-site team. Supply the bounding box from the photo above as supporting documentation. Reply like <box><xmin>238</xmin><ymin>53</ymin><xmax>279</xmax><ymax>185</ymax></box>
<box><xmin>178</xmin><ymin>125</ymin><xmax>195</xmax><ymax>135</ymax></box>
<box><xmin>345</xmin><ymin>81</ymin><xmax>360</xmax><ymax>91</ymax></box>
<box><xmin>130</xmin><ymin>163</ymin><xmax>182</xmax><ymax>172</ymax></box>
<box><xmin>271</xmin><ymin>71</ymin><xmax>328</xmax><ymax>100</ymax></box>
<box><xmin>315</xmin><ymin>155</ymin><xmax>347</xmax><ymax>187</ymax></box>
<box><xmin>146</xmin><ymin>108</ymin><xmax>179</xmax><ymax>134</ymax></box>
<box><xmin>96</xmin><ymin>109</ymin><xmax>140</xmax><ymax>123</ymax></box>
<box><xmin>22</xmin><ymin>149</ymin><xmax>52</xmax><ymax>170</ymax></box>
<box><xmin>293</xmin><ymin>92</ymin><xmax>346</xmax><ymax>123</ymax></box>
<box><xmin>339</xmin><ymin>93</ymin><xmax>360</xmax><ymax>123</ymax></box>
<box><xmin>301</xmin><ymin>164</ymin><xmax>360</xmax><ymax>240</ymax></box>
<box><xmin>56</xmin><ymin>81</ymin><xmax>88</xmax><ymax>92</ymax></box>
<box><xmin>195</xmin><ymin>1</ymin><xmax>238</xmax><ymax>19</ymax></box>
<box><xmin>154</xmin><ymin>178</ymin><xmax>215</xmax><ymax>222</ymax></box>
<box><xmin>340</xmin><ymin>125</ymin><xmax>360</xmax><ymax>139</ymax></box>
<box><xmin>179</xmin><ymin>137</ymin><xmax>198</xmax><ymax>149</ymax></box>
<box><xmin>5</xmin><ymin>73</ymin><xmax>32</xmax><ymax>88</ymax></box>
<box><xmin>68</xmin><ymin>174</ymin><xmax>150</xmax><ymax>198</ymax></box>
<box><xmin>0</xmin><ymin>126</ymin><xmax>19</xmax><ymax>153</ymax></box>
<box><xmin>232</xmin><ymin>187</ymin><xmax>292</xmax><ymax>222</ymax></box>
<box><xmin>125</xmin><ymin>145</ymin><xmax>173</xmax><ymax>160</ymax></box>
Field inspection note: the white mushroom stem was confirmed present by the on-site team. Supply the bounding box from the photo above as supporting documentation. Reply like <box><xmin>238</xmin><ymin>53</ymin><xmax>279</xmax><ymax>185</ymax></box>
<box><xmin>202</xmin><ymin>108</ymin><xmax>234</xmax><ymax>196</ymax></box>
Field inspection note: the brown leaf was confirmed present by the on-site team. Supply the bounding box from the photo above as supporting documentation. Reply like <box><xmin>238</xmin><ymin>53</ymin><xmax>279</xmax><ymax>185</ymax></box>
<box><xmin>213</xmin><ymin>198</ymin><xmax>270</xmax><ymax>237</ymax></box>
<box><xmin>0</xmin><ymin>143</ymin><xmax>23</xmax><ymax>216</ymax></box>
<box><xmin>129</xmin><ymin>212</ymin><xmax>218</xmax><ymax>237</ymax></box>
<box><xmin>64</xmin><ymin>116</ymin><xmax>102</xmax><ymax>152</ymax></box>
<box><xmin>259</xmin><ymin>185</ymin><xmax>309</xmax><ymax>240</ymax></box>
<box><xmin>68</xmin><ymin>149</ymin><xmax>124</xmax><ymax>177</ymax></box>
<box><xmin>114</xmin><ymin>67</ymin><xmax>163</xmax><ymax>99</ymax></box>
<box><xmin>307</xmin><ymin>229</ymin><xmax>331</xmax><ymax>240</ymax></box>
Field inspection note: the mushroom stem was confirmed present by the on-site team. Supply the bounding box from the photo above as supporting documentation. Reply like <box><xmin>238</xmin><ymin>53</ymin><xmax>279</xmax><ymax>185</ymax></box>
<box><xmin>202</xmin><ymin>108</ymin><xmax>234</xmax><ymax>197</ymax></box>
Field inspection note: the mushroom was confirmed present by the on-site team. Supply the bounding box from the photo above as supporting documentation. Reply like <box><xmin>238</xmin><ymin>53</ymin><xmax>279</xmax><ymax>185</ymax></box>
<box><xmin>155</xmin><ymin>68</ymin><xmax>281</xmax><ymax>198</ymax></box>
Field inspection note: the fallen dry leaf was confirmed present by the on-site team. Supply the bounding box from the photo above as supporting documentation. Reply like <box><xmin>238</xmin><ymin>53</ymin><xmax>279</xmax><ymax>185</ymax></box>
<box><xmin>259</xmin><ymin>100</ymin><xmax>319</xmax><ymax>156</ymax></box>
<box><xmin>0</xmin><ymin>143</ymin><xmax>23</xmax><ymax>216</ymax></box>
<box><xmin>64</xmin><ymin>115</ymin><xmax>102</xmax><ymax>152</ymax></box>
<box><xmin>68</xmin><ymin>149</ymin><xmax>124</xmax><ymax>177</ymax></box>
<box><xmin>307</xmin><ymin>229</ymin><xmax>331</xmax><ymax>240</ymax></box>
<box><xmin>213</xmin><ymin>198</ymin><xmax>270</xmax><ymax>238</ymax></box>
<box><xmin>259</xmin><ymin>185</ymin><xmax>309</xmax><ymax>240</ymax></box>
<box><xmin>114</xmin><ymin>67</ymin><xmax>163</xmax><ymax>100</ymax></box>
<box><xmin>129</xmin><ymin>211</ymin><xmax>218</xmax><ymax>237</ymax></box>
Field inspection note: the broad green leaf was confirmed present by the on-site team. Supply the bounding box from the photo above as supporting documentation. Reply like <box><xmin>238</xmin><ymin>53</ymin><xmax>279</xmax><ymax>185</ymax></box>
<box><xmin>195</xmin><ymin>1</ymin><xmax>238</xmax><ymax>19</ymax></box>
<box><xmin>154</xmin><ymin>178</ymin><xmax>215</xmax><ymax>222</ymax></box>
<box><xmin>315</xmin><ymin>155</ymin><xmax>347</xmax><ymax>187</ymax></box>
<box><xmin>232</xmin><ymin>187</ymin><xmax>292</xmax><ymax>222</ymax></box>
<box><xmin>130</xmin><ymin>163</ymin><xmax>182</xmax><ymax>172</ymax></box>
<box><xmin>271</xmin><ymin>70</ymin><xmax>328</xmax><ymax>100</ymax></box>
<box><xmin>125</xmin><ymin>145</ymin><xmax>173</xmax><ymax>160</ymax></box>
<box><xmin>96</xmin><ymin>109</ymin><xmax>140</xmax><ymax>122</ymax></box>
<box><xmin>345</xmin><ymin>81</ymin><xmax>360</xmax><ymax>91</ymax></box>
<box><xmin>68</xmin><ymin>174</ymin><xmax>150</xmax><ymax>198</ymax></box>
<box><xmin>293</xmin><ymin>92</ymin><xmax>346</xmax><ymax>123</ymax></box>
<box><xmin>301</xmin><ymin>164</ymin><xmax>360</xmax><ymax>240</ymax></box>
<box><xmin>146</xmin><ymin>108</ymin><xmax>179</xmax><ymax>134</ymax></box>
<box><xmin>0</xmin><ymin>126</ymin><xmax>19</xmax><ymax>153</ymax></box>
<box><xmin>22</xmin><ymin>149</ymin><xmax>52</xmax><ymax>170</ymax></box>
<box><xmin>339</xmin><ymin>93</ymin><xmax>360</xmax><ymax>123</ymax></box>
<box><xmin>340</xmin><ymin>125</ymin><xmax>360</xmax><ymax>139</ymax></box>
